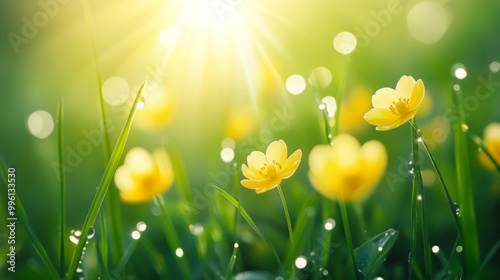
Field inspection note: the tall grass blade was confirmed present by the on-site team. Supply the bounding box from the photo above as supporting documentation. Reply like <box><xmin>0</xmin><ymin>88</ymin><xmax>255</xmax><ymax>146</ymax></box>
<box><xmin>82</xmin><ymin>0</ymin><xmax>124</xmax><ymax>266</ymax></box>
<box><xmin>57</xmin><ymin>100</ymin><xmax>66</xmax><ymax>275</ymax></box>
<box><xmin>451</xmin><ymin>87</ymin><xmax>480</xmax><ymax>275</ymax></box>
<box><xmin>0</xmin><ymin>157</ymin><xmax>60</xmax><ymax>279</ymax></box>
<box><xmin>155</xmin><ymin>195</ymin><xmax>193</xmax><ymax>280</ymax></box>
<box><xmin>212</xmin><ymin>186</ymin><xmax>282</xmax><ymax>267</ymax></box>
<box><xmin>66</xmin><ymin>82</ymin><xmax>146</xmax><ymax>280</ymax></box>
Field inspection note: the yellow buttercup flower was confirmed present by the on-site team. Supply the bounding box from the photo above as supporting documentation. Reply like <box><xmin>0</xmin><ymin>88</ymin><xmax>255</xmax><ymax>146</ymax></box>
<box><xmin>308</xmin><ymin>134</ymin><xmax>387</xmax><ymax>202</ymax></box>
<box><xmin>364</xmin><ymin>75</ymin><xmax>425</xmax><ymax>131</ymax></box>
<box><xmin>479</xmin><ymin>122</ymin><xmax>500</xmax><ymax>170</ymax></box>
<box><xmin>134</xmin><ymin>86</ymin><xmax>175</xmax><ymax>131</ymax></box>
<box><xmin>241</xmin><ymin>140</ymin><xmax>302</xmax><ymax>194</ymax></box>
<box><xmin>114</xmin><ymin>147</ymin><xmax>174</xmax><ymax>203</ymax></box>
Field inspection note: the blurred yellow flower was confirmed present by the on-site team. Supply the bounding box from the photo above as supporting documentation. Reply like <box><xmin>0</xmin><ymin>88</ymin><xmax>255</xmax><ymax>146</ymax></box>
<box><xmin>479</xmin><ymin>122</ymin><xmax>500</xmax><ymax>170</ymax></box>
<box><xmin>225</xmin><ymin>106</ymin><xmax>258</xmax><ymax>141</ymax></box>
<box><xmin>134</xmin><ymin>86</ymin><xmax>175</xmax><ymax>131</ymax></box>
<box><xmin>114</xmin><ymin>147</ymin><xmax>174</xmax><ymax>203</ymax></box>
<box><xmin>241</xmin><ymin>140</ymin><xmax>302</xmax><ymax>194</ymax></box>
<box><xmin>339</xmin><ymin>86</ymin><xmax>372</xmax><ymax>132</ymax></box>
<box><xmin>308</xmin><ymin>134</ymin><xmax>387</xmax><ymax>202</ymax></box>
<box><xmin>364</xmin><ymin>75</ymin><xmax>425</xmax><ymax>131</ymax></box>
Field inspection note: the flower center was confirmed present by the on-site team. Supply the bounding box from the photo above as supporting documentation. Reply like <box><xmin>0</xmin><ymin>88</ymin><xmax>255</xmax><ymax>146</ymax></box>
<box><xmin>259</xmin><ymin>160</ymin><xmax>282</xmax><ymax>179</ymax></box>
<box><xmin>389</xmin><ymin>98</ymin><xmax>410</xmax><ymax>116</ymax></box>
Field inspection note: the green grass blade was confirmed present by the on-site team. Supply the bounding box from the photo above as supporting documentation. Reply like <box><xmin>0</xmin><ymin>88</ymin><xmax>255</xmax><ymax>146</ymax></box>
<box><xmin>411</xmin><ymin>120</ymin><xmax>432</xmax><ymax>279</ymax></box>
<box><xmin>82</xmin><ymin>0</ymin><xmax>124</xmax><ymax>266</ymax></box>
<box><xmin>1</xmin><ymin>158</ymin><xmax>61</xmax><ymax>279</ymax></box>
<box><xmin>0</xmin><ymin>158</ymin><xmax>60</xmax><ymax>279</ymax></box>
<box><xmin>473</xmin><ymin>238</ymin><xmax>500</xmax><ymax>279</ymax></box>
<box><xmin>277</xmin><ymin>185</ymin><xmax>294</xmax><ymax>250</ymax></box>
<box><xmin>339</xmin><ymin>198</ymin><xmax>361</xmax><ymax>280</ymax></box>
<box><xmin>451</xmin><ymin>87</ymin><xmax>480</xmax><ymax>275</ymax></box>
<box><xmin>466</xmin><ymin>129</ymin><xmax>500</xmax><ymax>176</ymax></box>
<box><xmin>155</xmin><ymin>195</ymin><xmax>193</xmax><ymax>280</ymax></box>
<box><xmin>95</xmin><ymin>238</ymin><xmax>112</xmax><ymax>280</ymax></box>
<box><xmin>67</xmin><ymin>81</ymin><xmax>146</xmax><ymax>280</ymax></box>
<box><xmin>57</xmin><ymin>100</ymin><xmax>66</xmax><ymax>275</ymax></box>
<box><xmin>225</xmin><ymin>243</ymin><xmax>239</xmax><ymax>279</ymax></box>
<box><xmin>112</xmin><ymin>237</ymin><xmax>140</xmax><ymax>277</ymax></box>
<box><xmin>212</xmin><ymin>186</ymin><xmax>282</xmax><ymax>268</ymax></box>
<box><xmin>354</xmin><ymin>229</ymin><xmax>399</xmax><ymax>279</ymax></box>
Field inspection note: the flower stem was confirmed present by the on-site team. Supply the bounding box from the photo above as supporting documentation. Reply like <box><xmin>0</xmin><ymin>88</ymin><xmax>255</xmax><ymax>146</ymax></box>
<box><xmin>277</xmin><ymin>185</ymin><xmax>295</xmax><ymax>250</ymax></box>
<box><xmin>338</xmin><ymin>198</ymin><xmax>359</xmax><ymax>280</ymax></box>
<box><xmin>409</xmin><ymin>120</ymin><xmax>461</xmax><ymax>232</ymax></box>
<box><xmin>410</xmin><ymin>120</ymin><xmax>432</xmax><ymax>279</ymax></box>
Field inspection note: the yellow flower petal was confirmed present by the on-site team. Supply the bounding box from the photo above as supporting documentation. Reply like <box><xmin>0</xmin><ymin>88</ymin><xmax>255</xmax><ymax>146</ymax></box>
<box><xmin>280</xmin><ymin>149</ymin><xmax>302</xmax><ymax>178</ymax></box>
<box><xmin>395</xmin><ymin>75</ymin><xmax>416</xmax><ymax>99</ymax></box>
<box><xmin>308</xmin><ymin>135</ymin><xmax>387</xmax><ymax>202</ymax></box>
<box><xmin>372</xmin><ymin>87</ymin><xmax>398</xmax><ymax>108</ymax></box>
<box><xmin>266</xmin><ymin>140</ymin><xmax>287</xmax><ymax>167</ymax></box>
<box><xmin>242</xmin><ymin>164</ymin><xmax>265</xmax><ymax>181</ymax></box>
<box><xmin>246</xmin><ymin>151</ymin><xmax>268</xmax><ymax>175</ymax></box>
<box><xmin>241</xmin><ymin>178</ymin><xmax>281</xmax><ymax>193</ymax></box>
<box><xmin>364</xmin><ymin>108</ymin><xmax>398</xmax><ymax>125</ymax></box>
<box><xmin>409</xmin><ymin>79</ymin><xmax>425</xmax><ymax>109</ymax></box>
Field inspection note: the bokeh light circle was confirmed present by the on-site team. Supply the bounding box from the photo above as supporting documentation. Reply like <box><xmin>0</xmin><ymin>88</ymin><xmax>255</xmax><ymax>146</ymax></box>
<box><xmin>286</xmin><ymin>74</ymin><xmax>306</xmax><ymax>95</ymax></box>
<box><xmin>102</xmin><ymin>77</ymin><xmax>130</xmax><ymax>106</ymax></box>
<box><xmin>309</xmin><ymin>67</ymin><xmax>332</xmax><ymax>89</ymax></box>
<box><xmin>333</xmin><ymin>32</ymin><xmax>357</xmax><ymax>55</ymax></box>
<box><xmin>27</xmin><ymin>110</ymin><xmax>54</xmax><ymax>139</ymax></box>
<box><xmin>407</xmin><ymin>1</ymin><xmax>448</xmax><ymax>44</ymax></box>
<box><xmin>490</xmin><ymin>61</ymin><xmax>500</xmax><ymax>73</ymax></box>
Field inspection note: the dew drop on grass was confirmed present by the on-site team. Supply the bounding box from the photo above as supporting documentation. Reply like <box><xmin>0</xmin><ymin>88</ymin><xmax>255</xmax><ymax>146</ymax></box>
<box><xmin>87</xmin><ymin>226</ymin><xmax>95</xmax><ymax>239</ymax></box>
<box><xmin>432</xmin><ymin>245</ymin><xmax>440</xmax><ymax>253</ymax></box>
<box><xmin>378</xmin><ymin>246</ymin><xmax>383</xmax><ymax>251</ymax></box>
<box><xmin>453</xmin><ymin>203</ymin><xmax>461</xmax><ymax>216</ymax></box>
<box><xmin>456</xmin><ymin>245</ymin><xmax>463</xmax><ymax>253</ymax></box>
<box><xmin>322</xmin><ymin>269</ymin><xmax>329</xmax><ymax>276</ymax></box>
<box><xmin>417</xmin><ymin>195</ymin><xmax>422</xmax><ymax>201</ymax></box>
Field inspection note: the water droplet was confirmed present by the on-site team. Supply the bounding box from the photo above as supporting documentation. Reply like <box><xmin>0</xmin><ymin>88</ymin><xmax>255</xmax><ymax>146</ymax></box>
<box><xmin>461</xmin><ymin>123</ymin><xmax>469</xmax><ymax>132</ymax></box>
<box><xmin>87</xmin><ymin>226</ymin><xmax>95</xmax><ymax>239</ymax></box>
<box><xmin>70</xmin><ymin>230</ymin><xmax>82</xmax><ymax>244</ymax></box>
<box><xmin>409</xmin><ymin>161</ymin><xmax>414</xmax><ymax>174</ymax></box>
<box><xmin>295</xmin><ymin>256</ymin><xmax>307</xmax><ymax>269</ymax></box>
<box><xmin>378</xmin><ymin>246</ymin><xmax>383</xmax><ymax>251</ymax></box>
<box><xmin>417</xmin><ymin>137</ymin><xmax>423</xmax><ymax>143</ymax></box>
<box><xmin>189</xmin><ymin>224</ymin><xmax>204</xmax><ymax>236</ymax></box>
<box><xmin>432</xmin><ymin>245</ymin><xmax>440</xmax><ymax>253</ymax></box>
<box><xmin>322</xmin><ymin>269</ymin><xmax>329</xmax><ymax>276</ymax></box>
<box><xmin>324</xmin><ymin>218</ymin><xmax>336</xmax><ymax>231</ymax></box>
<box><xmin>131</xmin><ymin>230</ymin><xmax>141</xmax><ymax>240</ymax></box>
<box><xmin>417</xmin><ymin>195</ymin><xmax>422</xmax><ymax>200</ymax></box>
<box><xmin>234</xmin><ymin>243</ymin><xmax>239</xmax><ymax>248</ymax></box>
<box><xmin>453</xmin><ymin>203</ymin><xmax>461</xmax><ymax>216</ymax></box>
<box><xmin>319</xmin><ymin>103</ymin><xmax>326</xmax><ymax>110</ymax></box>
<box><xmin>136</xmin><ymin>98</ymin><xmax>145</xmax><ymax>110</ymax></box>
<box><xmin>76</xmin><ymin>267</ymin><xmax>83</xmax><ymax>273</ymax></box>
<box><xmin>175</xmin><ymin>248</ymin><xmax>184</xmax><ymax>258</ymax></box>
<box><xmin>456</xmin><ymin>245</ymin><xmax>463</xmax><ymax>253</ymax></box>
<box><xmin>321</xmin><ymin>96</ymin><xmax>337</xmax><ymax>117</ymax></box>
<box><xmin>374</xmin><ymin>277</ymin><xmax>384</xmax><ymax>280</ymax></box>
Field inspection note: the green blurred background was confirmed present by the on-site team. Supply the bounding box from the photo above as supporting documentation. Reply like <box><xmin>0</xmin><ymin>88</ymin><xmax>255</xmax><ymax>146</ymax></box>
<box><xmin>1</xmin><ymin>0</ymin><xmax>500</xmax><ymax>279</ymax></box>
